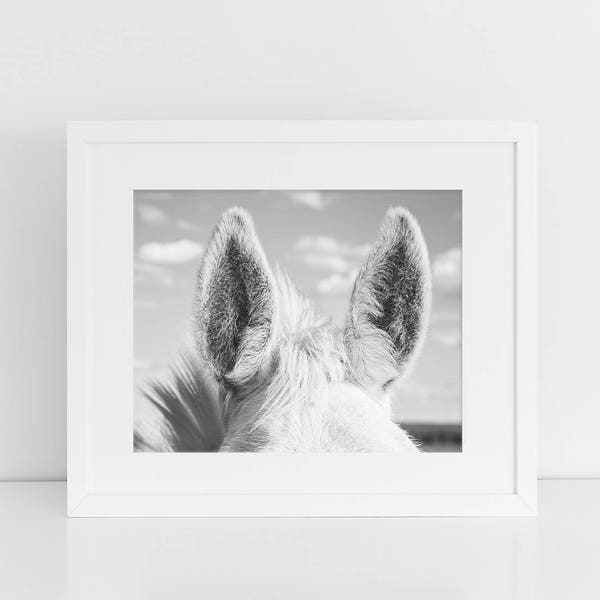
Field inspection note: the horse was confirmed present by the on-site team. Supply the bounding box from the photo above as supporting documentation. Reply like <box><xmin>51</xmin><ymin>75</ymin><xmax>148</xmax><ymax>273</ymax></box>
<box><xmin>135</xmin><ymin>205</ymin><xmax>431</xmax><ymax>452</ymax></box>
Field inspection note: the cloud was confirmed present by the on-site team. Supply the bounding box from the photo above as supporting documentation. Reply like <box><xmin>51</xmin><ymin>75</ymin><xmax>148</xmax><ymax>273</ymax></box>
<box><xmin>285</xmin><ymin>191</ymin><xmax>330</xmax><ymax>210</ymax></box>
<box><xmin>316</xmin><ymin>270</ymin><xmax>358</xmax><ymax>296</ymax></box>
<box><xmin>175</xmin><ymin>219</ymin><xmax>199</xmax><ymax>232</ymax></box>
<box><xmin>134</xmin><ymin>261</ymin><xmax>174</xmax><ymax>287</ymax></box>
<box><xmin>293</xmin><ymin>235</ymin><xmax>370</xmax><ymax>296</ymax></box>
<box><xmin>138</xmin><ymin>239</ymin><xmax>204</xmax><ymax>264</ymax></box>
<box><xmin>298</xmin><ymin>253</ymin><xmax>351</xmax><ymax>273</ymax></box>
<box><xmin>294</xmin><ymin>236</ymin><xmax>371</xmax><ymax>260</ymax></box>
<box><xmin>294</xmin><ymin>235</ymin><xmax>370</xmax><ymax>271</ymax></box>
<box><xmin>432</xmin><ymin>248</ymin><xmax>461</xmax><ymax>291</ymax></box>
<box><xmin>138</xmin><ymin>204</ymin><xmax>167</xmax><ymax>225</ymax></box>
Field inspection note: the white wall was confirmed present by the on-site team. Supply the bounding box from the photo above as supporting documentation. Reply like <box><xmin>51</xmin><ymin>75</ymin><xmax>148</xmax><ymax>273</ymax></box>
<box><xmin>1</xmin><ymin>0</ymin><xmax>598</xmax><ymax>480</ymax></box>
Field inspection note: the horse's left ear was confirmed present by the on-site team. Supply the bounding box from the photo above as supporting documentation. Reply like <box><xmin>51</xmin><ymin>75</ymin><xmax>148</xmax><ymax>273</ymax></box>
<box><xmin>344</xmin><ymin>207</ymin><xmax>431</xmax><ymax>390</ymax></box>
<box><xmin>193</xmin><ymin>207</ymin><xmax>276</xmax><ymax>385</ymax></box>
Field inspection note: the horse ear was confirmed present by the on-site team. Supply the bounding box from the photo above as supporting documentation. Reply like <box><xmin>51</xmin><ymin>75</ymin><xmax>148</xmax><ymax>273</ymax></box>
<box><xmin>193</xmin><ymin>207</ymin><xmax>276</xmax><ymax>385</ymax></box>
<box><xmin>345</xmin><ymin>207</ymin><xmax>431</xmax><ymax>389</ymax></box>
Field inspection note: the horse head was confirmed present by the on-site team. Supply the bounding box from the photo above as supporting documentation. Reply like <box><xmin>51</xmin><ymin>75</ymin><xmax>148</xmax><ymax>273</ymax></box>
<box><xmin>192</xmin><ymin>206</ymin><xmax>431</xmax><ymax>452</ymax></box>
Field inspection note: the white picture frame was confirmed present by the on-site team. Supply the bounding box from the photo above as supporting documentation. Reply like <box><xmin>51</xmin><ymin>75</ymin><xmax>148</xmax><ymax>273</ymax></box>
<box><xmin>67</xmin><ymin>120</ymin><xmax>537</xmax><ymax>517</ymax></box>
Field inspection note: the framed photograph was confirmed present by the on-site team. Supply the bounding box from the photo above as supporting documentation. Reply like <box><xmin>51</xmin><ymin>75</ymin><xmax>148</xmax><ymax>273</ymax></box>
<box><xmin>67</xmin><ymin>120</ymin><xmax>537</xmax><ymax>517</ymax></box>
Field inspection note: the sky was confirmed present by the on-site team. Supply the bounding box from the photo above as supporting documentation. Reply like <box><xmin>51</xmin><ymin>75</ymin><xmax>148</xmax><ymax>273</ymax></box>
<box><xmin>134</xmin><ymin>190</ymin><xmax>462</xmax><ymax>425</ymax></box>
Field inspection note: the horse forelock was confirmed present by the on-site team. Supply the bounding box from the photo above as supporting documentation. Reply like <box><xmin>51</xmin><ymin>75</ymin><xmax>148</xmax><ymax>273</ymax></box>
<box><xmin>220</xmin><ymin>269</ymin><xmax>351</xmax><ymax>450</ymax></box>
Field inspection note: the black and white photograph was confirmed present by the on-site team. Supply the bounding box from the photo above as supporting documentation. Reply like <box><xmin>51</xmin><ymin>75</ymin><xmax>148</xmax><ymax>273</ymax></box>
<box><xmin>134</xmin><ymin>190</ymin><xmax>462</xmax><ymax>453</ymax></box>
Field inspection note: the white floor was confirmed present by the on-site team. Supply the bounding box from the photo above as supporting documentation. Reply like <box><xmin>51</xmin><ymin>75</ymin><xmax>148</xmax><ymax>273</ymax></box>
<box><xmin>0</xmin><ymin>481</ymin><xmax>598</xmax><ymax>599</ymax></box>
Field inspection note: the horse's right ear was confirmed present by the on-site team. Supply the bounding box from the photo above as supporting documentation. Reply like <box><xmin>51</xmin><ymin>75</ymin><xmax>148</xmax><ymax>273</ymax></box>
<box><xmin>193</xmin><ymin>208</ymin><xmax>276</xmax><ymax>385</ymax></box>
<box><xmin>345</xmin><ymin>207</ymin><xmax>431</xmax><ymax>391</ymax></box>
